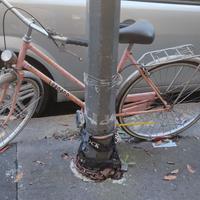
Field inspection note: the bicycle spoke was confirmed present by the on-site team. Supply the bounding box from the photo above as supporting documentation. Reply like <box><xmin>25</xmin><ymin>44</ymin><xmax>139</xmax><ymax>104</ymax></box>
<box><xmin>0</xmin><ymin>102</ymin><xmax>13</xmax><ymax>114</ymax></box>
<box><xmin>176</xmin><ymin>85</ymin><xmax>200</xmax><ymax>105</ymax></box>
<box><xmin>0</xmin><ymin>76</ymin><xmax>41</xmax><ymax>148</ymax></box>
<box><xmin>117</xmin><ymin>62</ymin><xmax>200</xmax><ymax>139</ymax></box>
<box><xmin>166</xmin><ymin>66</ymin><xmax>183</xmax><ymax>92</ymax></box>
<box><xmin>15</xmin><ymin>97</ymin><xmax>40</xmax><ymax>118</ymax></box>
<box><xmin>173</xmin><ymin>65</ymin><xmax>200</xmax><ymax>104</ymax></box>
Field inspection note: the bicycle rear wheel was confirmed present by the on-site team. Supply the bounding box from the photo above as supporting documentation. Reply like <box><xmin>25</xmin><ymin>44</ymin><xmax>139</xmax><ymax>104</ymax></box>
<box><xmin>0</xmin><ymin>73</ymin><xmax>42</xmax><ymax>148</ymax></box>
<box><xmin>116</xmin><ymin>61</ymin><xmax>200</xmax><ymax>140</ymax></box>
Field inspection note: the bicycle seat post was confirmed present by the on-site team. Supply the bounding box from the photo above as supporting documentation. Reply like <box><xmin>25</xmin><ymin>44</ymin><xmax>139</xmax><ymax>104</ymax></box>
<box><xmin>127</xmin><ymin>43</ymin><xmax>133</xmax><ymax>52</ymax></box>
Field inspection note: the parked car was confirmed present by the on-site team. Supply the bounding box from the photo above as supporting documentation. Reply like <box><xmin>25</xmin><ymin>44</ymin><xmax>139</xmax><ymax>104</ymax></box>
<box><xmin>1</xmin><ymin>0</ymin><xmax>200</xmax><ymax>115</ymax></box>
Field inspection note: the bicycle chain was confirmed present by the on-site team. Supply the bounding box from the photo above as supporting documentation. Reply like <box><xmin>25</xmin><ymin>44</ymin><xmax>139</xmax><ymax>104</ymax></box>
<box><xmin>75</xmin><ymin>156</ymin><xmax>123</xmax><ymax>182</ymax></box>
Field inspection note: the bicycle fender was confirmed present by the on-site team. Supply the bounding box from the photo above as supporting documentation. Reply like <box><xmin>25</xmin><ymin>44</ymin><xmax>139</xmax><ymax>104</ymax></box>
<box><xmin>187</xmin><ymin>57</ymin><xmax>200</xmax><ymax>64</ymax></box>
<box><xmin>117</xmin><ymin>70</ymin><xmax>140</xmax><ymax>93</ymax></box>
<box><xmin>23</xmin><ymin>71</ymin><xmax>43</xmax><ymax>88</ymax></box>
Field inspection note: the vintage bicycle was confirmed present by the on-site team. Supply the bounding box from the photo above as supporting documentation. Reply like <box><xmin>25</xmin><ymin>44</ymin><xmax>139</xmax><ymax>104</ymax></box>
<box><xmin>1</xmin><ymin>0</ymin><xmax>200</xmax><ymax>149</ymax></box>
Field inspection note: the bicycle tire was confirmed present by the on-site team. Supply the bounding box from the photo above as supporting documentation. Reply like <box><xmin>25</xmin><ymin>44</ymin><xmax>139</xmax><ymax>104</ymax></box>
<box><xmin>116</xmin><ymin>60</ymin><xmax>200</xmax><ymax>140</ymax></box>
<box><xmin>0</xmin><ymin>72</ymin><xmax>43</xmax><ymax>148</ymax></box>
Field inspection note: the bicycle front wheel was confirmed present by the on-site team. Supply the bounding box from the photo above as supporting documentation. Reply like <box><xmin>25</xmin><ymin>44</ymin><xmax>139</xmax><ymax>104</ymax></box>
<box><xmin>0</xmin><ymin>73</ymin><xmax>42</xmax><ymax>148</ymax></box>
<box><xmin>116</xmin><ymin>61</ymin><xmax>200</xmax><ymax>140</ymax></box>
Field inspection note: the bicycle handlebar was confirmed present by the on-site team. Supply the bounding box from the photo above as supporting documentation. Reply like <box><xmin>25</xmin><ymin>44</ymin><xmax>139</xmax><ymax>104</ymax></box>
<box><xmin>0</xmin><ymin>0</ymin><xmax>88</xmax><ymax>47</ymax></box>
<box><xmin>0</xmin><ymin>0</ymin><xmax>78</xmax><ymax>43</ymax></box>
<box><xmin>66</xmin><ymin>38</ymin><xmax>88</xmax><ymax>47</ymax></box>
<box><xmin>0</xmin><ymin>0</ymin><xmax>49</xmax><ymax>36</ymax></box>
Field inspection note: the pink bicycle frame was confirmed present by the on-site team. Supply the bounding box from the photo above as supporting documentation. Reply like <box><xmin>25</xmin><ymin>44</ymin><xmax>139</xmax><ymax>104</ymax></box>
<box><xmin>12</xmin><ymin>39</ymin><xmax>169</xmax><ymax>118</ymax></box>
<box><xmin>116</xmin><ymin>44</ymin><xmax>169</xmax><ymax>117</ymax></box>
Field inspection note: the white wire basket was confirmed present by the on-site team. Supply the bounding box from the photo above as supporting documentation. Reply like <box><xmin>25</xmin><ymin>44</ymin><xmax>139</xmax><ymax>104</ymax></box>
<box><xmin>137</xmin><ymin>44</ymin><xmax>199</xmax><ymax>67</ymax></box>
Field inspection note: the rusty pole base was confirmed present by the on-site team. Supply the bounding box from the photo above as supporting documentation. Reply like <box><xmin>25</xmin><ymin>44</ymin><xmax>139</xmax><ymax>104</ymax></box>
<box><xmin>73</xmin><ymin>155</ymin><xmax>124</xmax><ymax>182</ymax></box>
<box><xmin>73</xmin><ymin>127</ymin><xmax>125</xmax><ymax>182</ymax></box>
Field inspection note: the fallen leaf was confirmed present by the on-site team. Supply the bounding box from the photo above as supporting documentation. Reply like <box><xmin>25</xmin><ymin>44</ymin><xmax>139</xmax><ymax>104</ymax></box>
<box><xmin>14</xmin><ymin>172</ymin><xmax>23</xmax><ymax>183</ymax></box>
<box><xmin>61</xmin><ymin>153</ymin><xmax>69</xmax><ymax>160</ymax></box>
<box><xmin>163</xmin><ymin>175</ymin><xmax>177</xmax><ymax>181</ymax></box>
<box><xmin>187</xmin><ymin>164</ymin><xmax>195</xmax><ymax>174</ymax></box>
<box><xmin>170</xmin><ymin>169</ymin><xmax>179</xmax><ymax>174</ymax></box>
<box><xmin>33</xmin><ymin>160</ymin><xmax>46</xmax><ymax>165</ymax></box>
<box><xmin>167</xmin><ymin>161</ymin><xmax>175</xmax><ymax>165</ymax></box>
<box><xmin>194</xmin><ymin>136</ymin><xmax>200</xmax><ymax>140</ymax></box>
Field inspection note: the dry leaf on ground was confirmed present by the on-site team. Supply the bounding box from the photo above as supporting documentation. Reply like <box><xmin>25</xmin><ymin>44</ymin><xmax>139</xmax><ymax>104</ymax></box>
<box><xmin>61</xmin><ymin>153</ymin><xmax>69</xmax><ymax>160</ymax></box>
<box><xmin>194</xmin><ymin>136</ymin><xmax>200</xmax><ymax>140</ymax></box>
<box><xmin>167</xmin><ymin>161</ymin><xmax>175</xmax><ymax>165</ymax></box>
<box><xmin>163</xmin><ymin>175</ymin><xmax>177</xmax><ymax>181</ymax></box>
<box><xmin>14</xmin><ymin>172</ymin><xmax>23</xmax><ymax>183</ymax></box>
<box><xmin>170</xmin><ymin>169</ymin><xmax>179</xmax><ymax>174</ymax></box>
<box><xmin>187</xmin><ymin>164</ymin><xmax>196</xmax><ymax>174</ymax></box>
<box><xmin>33</xmin><ymin>160</ymin><xmax>46</xmax><ymax>165</ymax></box>
<box><xmin>163</xmin><ymin>168</ymin><xmax>179</xmax><ymax>181</ymax></box>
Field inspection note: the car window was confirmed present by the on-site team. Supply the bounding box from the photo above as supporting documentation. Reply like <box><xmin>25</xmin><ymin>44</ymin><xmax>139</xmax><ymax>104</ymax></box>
<box><xmin>124</xmin><ymin>0</ymin><xmax>200</xmax><ymax>5</ymax></box>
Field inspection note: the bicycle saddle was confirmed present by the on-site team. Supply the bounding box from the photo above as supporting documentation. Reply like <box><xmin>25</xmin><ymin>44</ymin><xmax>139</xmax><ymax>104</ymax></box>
<box><xmin>119</xmin><ymin>20</ymin><xmax>155</xmax><ymax>44</ymax></box>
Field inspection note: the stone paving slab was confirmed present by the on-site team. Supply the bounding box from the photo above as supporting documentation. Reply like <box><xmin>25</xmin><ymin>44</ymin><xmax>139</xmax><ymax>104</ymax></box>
<box><xmin>17</xmin><ymin>136</ymin><xmax>200</xmax><ymax>200</ymax></box>
<box><xmin>14</xmin><ymin>115</ymin><xmax>77</xmax><ymax>143</ymax></box>
<box><xmin>0</xmin><ymin>144</ymin><xmax>17</xmax><ymax>200</ymax></box>
<box><xmin>1</xmin><ymin>114</ymin><xmax>200</xmax><ymax>200</ymax></box>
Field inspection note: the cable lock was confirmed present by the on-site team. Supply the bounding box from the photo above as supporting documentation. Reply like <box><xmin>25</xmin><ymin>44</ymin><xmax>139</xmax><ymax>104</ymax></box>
<box><xmin>84</xmin><ymin>72</ymin><xmax>122</xmax><ymax>89</ymax></box>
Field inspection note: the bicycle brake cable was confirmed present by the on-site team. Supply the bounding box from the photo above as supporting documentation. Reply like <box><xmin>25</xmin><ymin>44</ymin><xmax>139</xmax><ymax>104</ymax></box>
<box><xmin>61</xmin><ymin>45</ymin><xmax>83</xmax><ymax>61</ymax></box>
<box><xmin>2</xmin><ymin>6</ymin><xmax>59</xmax><ymax>50</ymax></box>
<box><xmin>2</xmin><ymin>5</ymin><xmax>83</xmax><ymax>61</ymax></box>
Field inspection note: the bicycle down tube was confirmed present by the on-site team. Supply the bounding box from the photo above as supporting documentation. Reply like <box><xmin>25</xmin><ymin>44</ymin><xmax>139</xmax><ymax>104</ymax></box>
<box><xmin>16</xmin><ymin>39</ymin><xmax>85</xmax><ymax>108</ymax></box>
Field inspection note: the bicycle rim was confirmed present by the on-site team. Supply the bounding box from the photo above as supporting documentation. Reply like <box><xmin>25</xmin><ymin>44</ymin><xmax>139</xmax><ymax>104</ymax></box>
<box><xmin>0</xmin><ymin>75</ymin><xmax>41</xmax><ymax>148</ymax></box>
<box><xmin>117</xmin><ymin>61</ymin><xmax>200</xmax><ymax>140</ymax></box>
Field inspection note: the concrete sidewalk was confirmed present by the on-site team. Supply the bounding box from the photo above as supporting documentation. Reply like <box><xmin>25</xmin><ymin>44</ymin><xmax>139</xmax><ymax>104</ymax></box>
<box><xmin>1</xmin><ymin>114</ymin><xmax>200</xmax><ymax>200</ymax></box>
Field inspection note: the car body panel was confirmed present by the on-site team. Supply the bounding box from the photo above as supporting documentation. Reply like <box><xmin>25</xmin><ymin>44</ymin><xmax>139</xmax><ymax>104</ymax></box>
<box><xmin>1</xmin><ymin>0</ymin><xmax>200</xmax><ymax>101</ymax></box>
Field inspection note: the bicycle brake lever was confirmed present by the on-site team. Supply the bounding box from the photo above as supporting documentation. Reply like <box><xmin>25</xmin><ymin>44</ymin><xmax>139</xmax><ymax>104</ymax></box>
<box><xmin>47</xmin><ymin>29</ymin><xmax>83</xmax><ymax>61</ymax></box>
<box><xmin>46</xmin><ymin>28</ymin><xmax>59</xmax><ymax>36</ymax></box>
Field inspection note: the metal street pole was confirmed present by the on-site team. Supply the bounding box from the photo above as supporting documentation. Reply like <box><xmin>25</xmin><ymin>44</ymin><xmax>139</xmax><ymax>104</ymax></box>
<box><xmin>76</xmin><ymin>0</ymin><xmax>123</xmax><ymax>181</ymax></box>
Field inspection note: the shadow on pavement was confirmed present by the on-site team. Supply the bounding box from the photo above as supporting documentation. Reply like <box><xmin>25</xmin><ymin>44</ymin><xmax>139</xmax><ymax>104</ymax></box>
<box><xmin>42</xmin><ymin>101</ymin><xmax>79</xmax><ymax>117</ymax></box>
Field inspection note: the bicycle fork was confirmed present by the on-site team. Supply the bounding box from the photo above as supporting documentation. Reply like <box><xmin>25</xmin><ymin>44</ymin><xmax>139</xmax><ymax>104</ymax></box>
<box><xmin>0</xmin><ymin>71</ymin><xmax>23</xmax><ymax>126</ymax></box>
